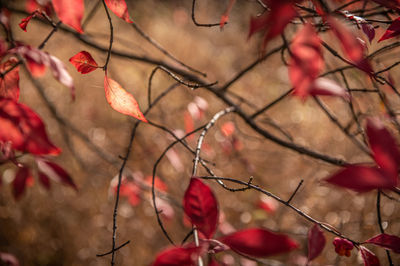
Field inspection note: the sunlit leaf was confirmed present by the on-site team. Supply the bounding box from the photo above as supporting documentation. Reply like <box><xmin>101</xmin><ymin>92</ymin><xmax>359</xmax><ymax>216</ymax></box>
<box><xmin>104</xmin><ymin>75</ymin><xmax>147</xmax><ymax>122</ymax></box>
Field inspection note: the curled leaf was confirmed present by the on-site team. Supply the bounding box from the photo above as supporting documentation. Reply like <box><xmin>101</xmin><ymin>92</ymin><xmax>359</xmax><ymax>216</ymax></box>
<box><xmin>12</xmin><ymin>166</ymin><xmax>32</xmax><ymax>200</ymax></box>
<box><xmin>104</xmin><ymin>75</ymin><xmax>147</xmax><ymax>122</ymax></box>
<box><xmin>69</xmin><ymin>51</ymin><xmax>98</xmax><ymax>74</ymax></box>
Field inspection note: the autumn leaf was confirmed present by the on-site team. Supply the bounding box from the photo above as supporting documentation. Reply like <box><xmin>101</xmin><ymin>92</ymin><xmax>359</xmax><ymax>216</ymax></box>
<box><xmin>104</xmin><ymin>75</ymin><xmax>147</xmax><ymax>122</ymax></box>
<box><xmin>309</xmin><ymin>78</ymin><xmax>350</xmax><ymax>99</ymax></box>
<box><xmin>183</xmin><ymin>177</ymin><xmax>219</xmax><ymax>239</ymax></box>
<box><xmin>359</xmin><ymin>246</ymin><xmax>380</xmax><ymax>266</ymax></box>
<box><xmin>219</xmin><ymin>228</ymin><xmax>299</xmax><ymax>257</ymax></box>
<box><xmin>379</xmin><ymin>17</ymin><xmax>400</xmax><ymax>42</ymax></box>
<box><xmin>364</xmin><ymin>233</ymin><xmax>400</xmax><ymax>253</ymax></box>
<box><xmin>152</xmin><ymin>245</ymin><xmax>202</xmax><ymax>266</ymax></box>
<box><xmin>370</xmin><ymin>0</ymin><xmax>400</xmax><ymax>11</ymax></box>
<box><xmin>325</xmin><ymin>165</ymin><xmax>396</xmax><ymax>192</ymax></box>
<box><xmin>249</xmin><ymin>0</ymin><xmax>297</xmax><ymax>50</ymax></box>
<box><xmin>0</xmin><ymin>58</ymin><xmax>20</xmax><ymax>101</ymax></box>
<box><xmin>307</xmin><ymin>224</ymin><xmax>326</xmax><ymax>261</ymax></box>
<box><xmin>19</xmin><ymin>11</ymin><xmax>41</xmax><ymax>32</ymax></box>
<box><xmin>12</xmin><ymin>166</ymin><xmax>33</xmax><ymax>200</ymax></box>
<box><xmin>52</xmin><ymin>0</ymin><xmax>84</xmax><ymax>33</ymax></box>
<box><xmin>289</xmin><ymin>23</ymin><xmax>324</xmax><ymax>98</ymax></box>
<box><xmin>104</xmin><ymin>0</ymin><xmax>133</xmax><ymax>23</ymax></box>
<box><xmin>327</xmin><ymin>16</ymin><xmax>373</xmax><ymax>74</ymax></box>
<box><xmin>0</xmin><ymin>97</ymin><xmax>61</xmax><ymax>155</ymax></box>
<box><xmin>11</xmin><ymin>45</ymin><xmax>75</xmax><ymax>99</ymax></box>
<box><xmin>69</xmin><ymin>51</ymin><xmax>99</xmax><ymax>74</ymax></box>
<box><xmin>36</xmin><ymin>158</ymin><xmax>77</xmax><ymax>190</ymax></box>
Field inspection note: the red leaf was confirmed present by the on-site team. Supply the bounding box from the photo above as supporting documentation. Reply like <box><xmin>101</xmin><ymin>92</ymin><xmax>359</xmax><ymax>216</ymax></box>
<box><xmin>0</xmin><ymin>58</ymin><xmax>20</xmax><ymax>101</ymax></box>
<box><xmin>325</xmin><ymin>165</ymin><xmax>396</xmax><ymax>192</ymax></box>
<box><xmin>11</xmin><ymin>46</ymin><xmax>75</xmax><ymax>99</ymax></box>
<box><xmin>19</xmin><ymin>11</ymin><xmax>40</xmax><ymax>32</ymax></box>
<box><xmin>362</xmin><ymin>23</ymin><xmax>375</xmax><ymax>43</ymax></box>
<box><xmin>69</xmin><ymin>51</ymin><xmax>98</xmax><ymax>74</ymax></box>
<box><xmin>307</xmin><ymin>224</ymin><xmax>326</xmax><ymax>261</ymax></box>
<box><xmin>309</xmin><ymin>78</ymin><xmax>350</xmax><ymax>99</ymax></box>
<box><xmin>0</xmin><ymin>8</ymin><xmax>11</xmax><ymax>30</ymax></box>
<box><xmin>52</xmin><ymin>0</ymin><xmax>84</xmax><ymax>33</ymax></box>
<box><xmin>152</xmin><ymin>246</ymin><xmax>202</xmax><ymax>266</ymax></box>
<box><xmin>379</xmin><ymin>17</ymin><xmax>400</xmax><ymax>42</ymax></box>
<box><xmin>183</xmin><ymin>177</ymin><xmax>219</xmax><ymax>239</ymax></box>
<box><xmin>289</xmin><ymin>24</ymin><xmax>324</xmax><ymax>98</ymax></box>
<box><xmin>104</xmin><ymin>75</ymin><xmax>147</xmax><ymax>122</ymax></box>
<box><xmin>327</xmin><ymin>16</ymin><xmax>373</xmax><ymax>74</ymax></box>
<box><xmin>219</xmin><ymin>228</ymin><xmax>299</xmax><ymax>257</ymax></box>
<box><xmin>220</xmin><ymin>0</ymin><xmax>235</xmax><ymax>29</ymax></box>
<box><xmin>104</xmin><ymin>0</ymin><xmax>133</xmax><ymax>23</ymax></box>
<box><xmin>38</xmin><ymin>172</ymin><xmax>51</xmax><ymax>190</ymax></box>
<box><xmin>249</xmin><ymin>1</ymin><xmax>297</xmax><ymax>50</ymax></box>
<box><xmin>365</xmin><ymin>233</ymin><xmax>400</xmax><ymax>253</ymax></box>
<box><xmin>366</xmin><ymin>118</ymin><xmax>400</xmax><ymax>181</ymax></box>
<box><xmin>184</xmin><ymin>111</ymin><xmax>195</xmax><ymax>141</ymax></box>
<box><xmin>333</xmin><ymin>237</ymin><xmax>354</xmax><ymax>257</ymax></box>
<box><xmin>360</xmin><ymin>246</ymin><xmax>380</xmax><ymax>266</ymax></box>
<box><xmin>256</xmin><ymin>196</ymin><xmax>277</xmax><ymax>213</ymax></box>
<box><xmin>36</xmin><ymin>158</ymin><xmax>77</xmax><ymax>190</ymax></box>
<box><xmin>0</xmin><ymin>98</ymin><xmax>61</xmax><ymax>155</ymax></box>
<box><xmin>26</xmin><ymin>0</ymin><xmax>52</xmax><ymax>15</ymax></box>
<box><xmin>12</xmin><ymin>166</ymin><xmax>32</xmax><ymax>200</ymax></box>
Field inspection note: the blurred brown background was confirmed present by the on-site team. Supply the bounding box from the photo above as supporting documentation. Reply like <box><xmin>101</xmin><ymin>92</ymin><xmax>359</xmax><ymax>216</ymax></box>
<box><xmin>0</xmin><ymin>0</ymin><xmax>399</xmax><ymax>265</ymax></box>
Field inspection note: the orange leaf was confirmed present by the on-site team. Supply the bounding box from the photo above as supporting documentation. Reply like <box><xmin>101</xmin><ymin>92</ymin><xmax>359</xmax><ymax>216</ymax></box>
<box><xmin>104</xmin><ymin>75</ymin><xmax>147</xmax><ymax>122</ymax></box>
<box><xmin>0</xmin><ymin>58</ymin><xmax>20</xmax><ymax>101</ymax></box>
